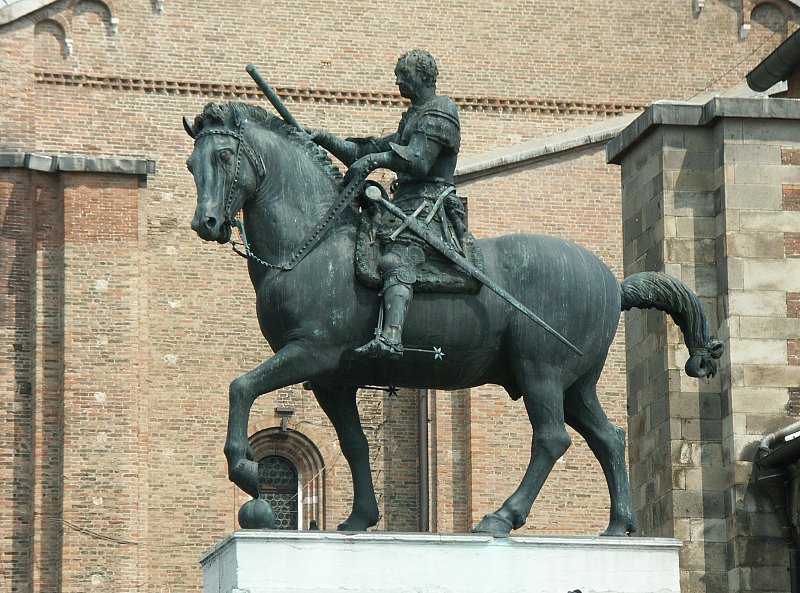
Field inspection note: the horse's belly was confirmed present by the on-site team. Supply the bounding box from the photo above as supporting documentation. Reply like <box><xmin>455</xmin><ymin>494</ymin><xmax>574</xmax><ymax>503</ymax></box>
<box><xmin>336</xmin><ymin>348</ymin><xmax>509</xmax><ymax>392</ymax></box>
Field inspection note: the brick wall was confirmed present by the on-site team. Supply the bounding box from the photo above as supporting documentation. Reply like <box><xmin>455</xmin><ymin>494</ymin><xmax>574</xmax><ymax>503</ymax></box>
<box><xmin>2</xmin><ymin>1</ymin><xmax>799</xmax><ymax>592</ymax></box>
<box><xmin>1</xmin><ymin>168</ymin><xmax>38</xmax><ymax>593</ymax></box>
<box><xmin>0</xmin><ymin>162</ymin><xmax>150</xmax><ymax>592</ymax></box>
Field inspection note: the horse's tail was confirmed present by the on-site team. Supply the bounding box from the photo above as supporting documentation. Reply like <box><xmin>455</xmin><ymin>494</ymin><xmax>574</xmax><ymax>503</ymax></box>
<box><xmin>620</xmin><ymin>272</ymin><xmax>724</xmax><ymax>378</ymax></box>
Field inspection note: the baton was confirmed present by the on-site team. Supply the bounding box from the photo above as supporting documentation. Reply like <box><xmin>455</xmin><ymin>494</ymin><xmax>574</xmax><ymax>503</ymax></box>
<box><xmin>246</xmin><ymin>64</ymin><xmax>308</xmax><ymax>137</ymax></box>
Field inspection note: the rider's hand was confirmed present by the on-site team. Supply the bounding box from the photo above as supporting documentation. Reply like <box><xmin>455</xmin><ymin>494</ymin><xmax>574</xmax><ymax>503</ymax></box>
<box><xmin>305</xmin><ymin>127</ymin><xmax>324</xmax><ymax>143</ymax></box>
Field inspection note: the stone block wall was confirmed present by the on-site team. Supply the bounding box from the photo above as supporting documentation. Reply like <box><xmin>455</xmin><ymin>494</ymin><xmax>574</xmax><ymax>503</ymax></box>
<box><xmin>720</xmin><ymin>113</ymin><xmax>800</xmax><ymax>593</ymax></box>
<box><xmin>608</xmin><ymin>98</ymin><xmax>800</xmax><ymax>593</ymax></box>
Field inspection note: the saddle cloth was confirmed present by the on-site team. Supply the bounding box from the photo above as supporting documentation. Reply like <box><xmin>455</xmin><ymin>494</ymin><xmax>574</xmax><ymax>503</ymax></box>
<box><xmin>354</xmin><ymin>212</ymin><xmax>484</xmax><ymax>294</ymax></box>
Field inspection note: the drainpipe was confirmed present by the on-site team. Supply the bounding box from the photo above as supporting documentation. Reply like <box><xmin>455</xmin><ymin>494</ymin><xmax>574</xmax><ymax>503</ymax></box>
<box><xmin>745</xmin><ymin>28</ymin><xmax>800</xmax><ymax>92</ymax></box>
<box><xmin>418</xmin><ymin>389</ymin><xmax>429</xmax><ymax>532</ymax></box>
<box><xmin>755</xmin><ymin>421</ymin><xmax>800</xmax><ymax>593</ymax></box>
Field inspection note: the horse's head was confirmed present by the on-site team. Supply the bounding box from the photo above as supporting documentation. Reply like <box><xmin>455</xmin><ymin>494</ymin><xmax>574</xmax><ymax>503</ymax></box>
<box><xmin>184</xmin><ymin>103</ymin><xmax>266</xmax><ymax>244</ymax></box>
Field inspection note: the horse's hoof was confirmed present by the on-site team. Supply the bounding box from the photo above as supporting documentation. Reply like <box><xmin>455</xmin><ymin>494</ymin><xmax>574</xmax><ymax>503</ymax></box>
<box><xmin>472</xmin><ymin>512</ymin><xmax>514</xmax><ymax>535</ymax></box>
<box><xmin>601</xmin><ymin>520</ymin><xmax>636</xmax><ymax>536</ymax></box>
<box><xmin>336</xmin><ymin>510</ymin><xmax>378</xmax><ymax>532</ymax></box>
<box><xmin>336</xmin><ymin>518</ymin><xmax>370</xmax><ymax>532</ymax></box>
<box><xmin>229</xmin><ymin>459</ymin><xmax>259</xmax><ymax>498</ymax></box>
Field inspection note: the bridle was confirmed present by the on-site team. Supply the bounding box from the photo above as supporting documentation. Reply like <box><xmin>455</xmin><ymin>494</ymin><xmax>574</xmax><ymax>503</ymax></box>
<box><xmin>193</xmin><ymin>119</ymin><xmax>372</xmax><ymax>272</ymax></box>
<box><xmin>194</xmin><ymin>118</ymin><xmax>267</xmax><ymax>226</ymax></box>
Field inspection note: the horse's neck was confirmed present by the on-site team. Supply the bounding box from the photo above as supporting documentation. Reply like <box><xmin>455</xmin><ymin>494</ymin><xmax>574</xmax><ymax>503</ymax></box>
<box><xmin>242</xmin><ymin>133</ymin><xmax>340</xmax><ymax>265</ymax></box>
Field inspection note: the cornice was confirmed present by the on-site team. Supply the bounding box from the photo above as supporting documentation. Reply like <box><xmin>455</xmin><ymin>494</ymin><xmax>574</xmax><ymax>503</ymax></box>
<box><xmin>34</xmin><ymin>70</ymin><xmax>647</xmax><ymax>117</ymax></box>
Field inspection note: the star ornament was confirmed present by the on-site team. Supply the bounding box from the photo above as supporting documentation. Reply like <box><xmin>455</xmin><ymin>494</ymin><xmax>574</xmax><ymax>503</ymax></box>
<box><xmin>433</xmin><ymin>347</ymin><xmax>444</xmax><ymax>360</ymax></box>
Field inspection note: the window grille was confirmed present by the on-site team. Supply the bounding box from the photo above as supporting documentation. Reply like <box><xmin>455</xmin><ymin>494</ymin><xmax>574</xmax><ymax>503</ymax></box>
<box><xmin>257</xmin><ymin>455</ymin><xmax>299</xmax><ymax>530</ymax></box>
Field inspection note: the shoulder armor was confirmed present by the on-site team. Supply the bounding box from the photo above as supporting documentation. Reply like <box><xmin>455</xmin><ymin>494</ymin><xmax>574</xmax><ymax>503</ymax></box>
<box><xmin>428</xmin><ymin>96</ymin><xmax>459</xmax><ymax>120</ymax></box>
<box><xmin>417</xmin><ymin>97</ymin><xmax>460</xmax><ymax>152</ymax></box>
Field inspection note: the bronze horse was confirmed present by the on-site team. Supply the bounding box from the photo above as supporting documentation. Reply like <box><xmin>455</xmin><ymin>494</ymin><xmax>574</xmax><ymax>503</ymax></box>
<box><xmin>185</xmin><ymin>102</ymin><xmax>722</xmax><ymax>535</ymax></box>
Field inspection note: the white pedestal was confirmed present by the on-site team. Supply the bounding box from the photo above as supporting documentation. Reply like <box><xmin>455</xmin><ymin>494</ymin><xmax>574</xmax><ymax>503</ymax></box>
<box><xmin>201</xmin><ymin>531</ymin><xmax>682</xmax><ymax>593</ymax></box>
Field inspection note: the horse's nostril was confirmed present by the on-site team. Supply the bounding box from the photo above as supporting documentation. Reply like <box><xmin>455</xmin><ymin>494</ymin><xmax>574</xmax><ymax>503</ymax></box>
<box><xmin>204</xmin><ymin>217</ymin><xmax>217</xmax><ymax>229</ymax></box>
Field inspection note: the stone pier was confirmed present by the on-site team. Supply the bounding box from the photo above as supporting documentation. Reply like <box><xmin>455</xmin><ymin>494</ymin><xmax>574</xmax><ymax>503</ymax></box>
<box><xmin>608</xmin><ymin>98</ymin><xmax>800</xmax><ymax>593</ymax></box>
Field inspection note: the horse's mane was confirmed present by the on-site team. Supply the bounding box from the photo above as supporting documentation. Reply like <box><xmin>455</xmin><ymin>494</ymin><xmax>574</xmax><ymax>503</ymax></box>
<box><xmin>193</xmin><ymin>102</ymin><xmax>344</xmax><ymax>189</ymax></box>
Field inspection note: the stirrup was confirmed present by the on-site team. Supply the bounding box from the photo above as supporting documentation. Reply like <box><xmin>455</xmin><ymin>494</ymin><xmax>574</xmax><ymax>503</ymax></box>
<box><xmin>354</xmin><ymin>334</ymin><xmax>404</xmax><ymax>359</ymax></box>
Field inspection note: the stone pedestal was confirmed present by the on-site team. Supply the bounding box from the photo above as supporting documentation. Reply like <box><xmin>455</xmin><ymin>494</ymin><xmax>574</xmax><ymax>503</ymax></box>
<box><xmin>201</xmin><ymin>531</ymin><xmax>681</xmax><ymax>593</ymax></box>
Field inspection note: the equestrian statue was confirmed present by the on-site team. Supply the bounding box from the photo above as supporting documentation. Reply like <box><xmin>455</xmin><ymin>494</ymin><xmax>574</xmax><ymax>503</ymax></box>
<box><xmin>184</xmin><ymin>50</ymin><xmax>723</xmax><ymax>535</ymax></box>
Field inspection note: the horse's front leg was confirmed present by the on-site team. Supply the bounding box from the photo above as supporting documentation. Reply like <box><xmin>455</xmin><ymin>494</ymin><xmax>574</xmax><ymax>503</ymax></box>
<box><xmin>224</xmin><ymin>343</ymin><xmax>329</xmax><ymax>497</ymax></box>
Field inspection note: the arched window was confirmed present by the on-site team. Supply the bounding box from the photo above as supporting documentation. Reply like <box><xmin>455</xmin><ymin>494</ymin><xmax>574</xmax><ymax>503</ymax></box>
<box><xmin>249</xmin><ymin>428</ymin><xmax>326</xmax><ymax>530</ymax></box>
<box><xmin>258</xmin><ymin>456</ymin><xmax>299</xmax><ymax>530</ymax></box>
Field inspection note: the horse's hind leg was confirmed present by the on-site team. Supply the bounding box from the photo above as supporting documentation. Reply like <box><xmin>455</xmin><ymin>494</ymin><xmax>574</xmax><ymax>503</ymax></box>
<box><xmin>564</xmin><ymin>374</ymin><xmax>637</xmax><ymax>536</ymax></box>
<box><xmin>312</xmin><ymin>382</ymin><xmax>379</xmax><ymax>531</ymax></box>
<box><xmin>474</xmin><ymin>365</ymin><xmax>571</xmax><ymax>534</ymax></box>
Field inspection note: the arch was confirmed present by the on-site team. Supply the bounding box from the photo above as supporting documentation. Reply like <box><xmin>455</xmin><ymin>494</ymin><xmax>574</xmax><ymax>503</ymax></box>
<box><xmin>743</xmin><ymin>0</ymin><xmax>796</xmax><ymax>38</ymax></box>
<box><xmin>752</xmin><ymin>1</ymin><xmax>791</xmax><ymax>36</ymax></box>
<box><xmin>750</xmin><ymin>0</ymin><xmax>794</xmax><ymax>20</ymax></box>
<box><xmin>249</xmin><ymin>427</ymin><xmax>326</xmax><ymax>530</ymax></box>
<box><xmin>68</xmin><ymin>0</ymin><xmax>116</xmax><ymax>19</ymax></box>
<box><xmin>33</xmin><ymin>17</ymin><xmax>71</xmax><ymax>60</ymax></box>
<box><xmin>69</xmin><ymin>0</ymin><xmax>117</xmax><ymax>34</ymax></box>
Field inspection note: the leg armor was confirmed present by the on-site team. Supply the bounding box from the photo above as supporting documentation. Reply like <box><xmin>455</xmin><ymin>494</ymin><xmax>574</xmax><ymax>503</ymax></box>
<box><xmin>355</xmin><ymin>243</ymin><xmax>423</xmax><ymax>358</ymax></box>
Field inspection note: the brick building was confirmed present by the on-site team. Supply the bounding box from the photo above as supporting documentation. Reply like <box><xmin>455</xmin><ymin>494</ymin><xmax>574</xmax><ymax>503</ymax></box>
<box><xmin>1</xmin><ymin>1</ymin><xmax>798</xmax><ymax>592</ymax></box>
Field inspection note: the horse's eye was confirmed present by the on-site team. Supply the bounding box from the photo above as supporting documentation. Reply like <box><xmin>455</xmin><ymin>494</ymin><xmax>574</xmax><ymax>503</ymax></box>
<box><xmin>220</xmin><ymin>149</ymin><xmax>233</xmax><ymax>162</ymax></box>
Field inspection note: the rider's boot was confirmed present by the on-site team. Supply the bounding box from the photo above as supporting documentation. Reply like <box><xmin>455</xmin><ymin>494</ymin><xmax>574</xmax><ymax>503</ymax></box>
<box><xmin>355</xmin><ymin>282</ymin><xmax>413</xmax><ymax>358</ymax></box>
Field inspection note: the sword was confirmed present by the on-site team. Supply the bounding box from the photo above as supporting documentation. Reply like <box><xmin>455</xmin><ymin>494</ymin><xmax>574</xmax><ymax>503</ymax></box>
<box><xmin>363</xmin><ymin>186</ymin><xmax>583</xmax><ymax>357</ymax></box>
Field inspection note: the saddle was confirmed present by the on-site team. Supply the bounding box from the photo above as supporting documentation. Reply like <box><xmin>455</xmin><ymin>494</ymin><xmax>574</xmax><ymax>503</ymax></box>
<box><xmin>354</xmin><ymin>209</ymin><xmax>485</xmax><ymax>294</ymax></box>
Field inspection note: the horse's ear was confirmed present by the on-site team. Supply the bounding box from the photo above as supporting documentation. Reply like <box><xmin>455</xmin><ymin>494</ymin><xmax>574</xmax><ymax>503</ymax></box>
<box><xmin>183</xmin><ymin>116</ymin><xmax>196</xmax><ymax>139</ymax></box>
<box><xmin>230</xmin><ymin>105</ymin><xmax>244</xmax><ymax>128</ymax></box>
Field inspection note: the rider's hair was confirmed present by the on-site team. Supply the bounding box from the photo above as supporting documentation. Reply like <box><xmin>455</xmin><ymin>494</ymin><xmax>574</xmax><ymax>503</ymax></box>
<box><xmin>398</xmin><ymin>50</ymin><xmax>438</xmax><ymax>87</ymax></box>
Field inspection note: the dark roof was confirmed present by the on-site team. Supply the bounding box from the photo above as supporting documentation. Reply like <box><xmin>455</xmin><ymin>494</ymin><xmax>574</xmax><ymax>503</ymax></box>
<box><xmin>746</xmin><ymin>28</ymin><xmax>800</xmax><ymax>92</ymax></box>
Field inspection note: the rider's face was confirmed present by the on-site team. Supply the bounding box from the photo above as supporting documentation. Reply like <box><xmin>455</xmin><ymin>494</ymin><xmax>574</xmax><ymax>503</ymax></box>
<box><xmin>395</xmin><ymin>62</ymin><xmax>418</xmax><ymax>100</ymax></box>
